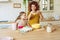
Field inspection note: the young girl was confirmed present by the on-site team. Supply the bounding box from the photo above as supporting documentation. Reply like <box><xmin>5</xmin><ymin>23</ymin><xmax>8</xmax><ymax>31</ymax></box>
<box><xmin>16</xmin><ymin>12</ymin><xmax>32</xmax><ymax>33</ymax></box>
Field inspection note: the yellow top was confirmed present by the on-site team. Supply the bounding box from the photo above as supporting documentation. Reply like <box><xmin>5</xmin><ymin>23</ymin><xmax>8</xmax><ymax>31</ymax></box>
<box><xmin>28</xmin><ymin>13</ymin><xmax>40</xmax><ymax>26</ymax></box>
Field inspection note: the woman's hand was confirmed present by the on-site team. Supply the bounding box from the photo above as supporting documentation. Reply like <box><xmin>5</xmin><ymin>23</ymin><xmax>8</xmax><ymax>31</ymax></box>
<box><xmin>28</xmin><ymin>13</ymin><xmax>31</xmax><ymax>21</ymax></box>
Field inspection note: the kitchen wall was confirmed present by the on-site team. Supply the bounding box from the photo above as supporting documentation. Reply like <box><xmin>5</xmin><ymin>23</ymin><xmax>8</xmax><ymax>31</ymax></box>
<box><xmin>0</xmin><ymin>0</ymin><xmax>60</xmax><ymax>22</ymax></box>
<box><xmin>0</xmin><ymin>0</ymin><xmax>25</xmax><ymax>22</ymax></box>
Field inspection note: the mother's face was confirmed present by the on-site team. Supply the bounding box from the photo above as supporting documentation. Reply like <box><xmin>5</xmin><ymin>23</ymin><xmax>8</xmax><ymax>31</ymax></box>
<box><xmin>31</xmin><ymin>4</ymin><xmax>36</xmax><ymax>11</ymax></box>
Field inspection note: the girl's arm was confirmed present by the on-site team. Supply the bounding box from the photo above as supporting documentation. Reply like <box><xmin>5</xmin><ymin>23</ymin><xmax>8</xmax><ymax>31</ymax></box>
<box><xmin>16</xmin><ymin>22</ymin><xmax>18</xmax><ymax>30</ymax></box>
<box><xmin>15</xmin><ymin>20</ymin><xmax>19</xmax><ymax>30</ymax></box>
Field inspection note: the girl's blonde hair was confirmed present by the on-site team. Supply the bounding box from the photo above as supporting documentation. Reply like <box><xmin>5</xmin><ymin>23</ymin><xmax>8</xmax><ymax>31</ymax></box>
<box><xmin>15</xmin><ymin>12</ymin><xmax>26</xmax><ymax>21</ymax></box>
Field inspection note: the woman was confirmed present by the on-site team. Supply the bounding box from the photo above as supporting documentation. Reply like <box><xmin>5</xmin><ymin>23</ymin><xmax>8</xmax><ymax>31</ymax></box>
<box><xmin>28</xmin><ymin>1</ymin><xmax>44</xmax><ymax>26</ymax></box>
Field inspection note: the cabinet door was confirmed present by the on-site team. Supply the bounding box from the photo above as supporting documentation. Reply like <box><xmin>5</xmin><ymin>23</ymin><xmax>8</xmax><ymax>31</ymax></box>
<box><xmin>39</xmin><ymin>0</ymin><xmax>54</xmax><ymax>12</ymax></box>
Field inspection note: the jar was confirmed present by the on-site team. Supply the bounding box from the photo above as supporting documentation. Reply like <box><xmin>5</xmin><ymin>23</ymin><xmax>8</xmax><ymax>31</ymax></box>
<box><xmin>46</xmin><ymin>23</ymin><xmax>52</xmax><ymax>33</ymax></box>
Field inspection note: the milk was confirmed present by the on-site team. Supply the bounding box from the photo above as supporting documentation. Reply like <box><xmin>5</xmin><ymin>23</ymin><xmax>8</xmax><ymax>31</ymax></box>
<box><xmin>46</xmin><ymin>23</ymin><xmax>52</xmax><ymax>33</ymax></box>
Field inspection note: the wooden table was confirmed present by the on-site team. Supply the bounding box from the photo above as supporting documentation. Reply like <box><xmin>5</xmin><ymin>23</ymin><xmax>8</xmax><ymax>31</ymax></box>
<box><xmin>0</xmin><ymin>25</ymin><xmax>60</xmax><ymax>40</ymax></box>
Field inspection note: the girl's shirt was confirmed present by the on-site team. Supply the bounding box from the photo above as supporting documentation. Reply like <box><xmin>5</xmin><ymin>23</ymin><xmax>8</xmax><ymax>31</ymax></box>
<box><xmin>16</xmin><ymin>19</ymin><xmax>27</xmax><ymax>26</ymax></box>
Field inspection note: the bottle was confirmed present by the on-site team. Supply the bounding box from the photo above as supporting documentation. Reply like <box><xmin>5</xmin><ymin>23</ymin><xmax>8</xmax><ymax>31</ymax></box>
<box><xmin>11</xmin><ymin>23</ymin><xmax>16</xmax><ymax>30</ymax></box>
<box><xmin>46</xmin><ymin>23</ymin><xmax>52</xmax><ymax>33</ymax></box>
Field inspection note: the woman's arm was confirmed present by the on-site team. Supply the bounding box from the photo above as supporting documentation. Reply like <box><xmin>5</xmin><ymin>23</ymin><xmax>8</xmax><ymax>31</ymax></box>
<box><xmin>40</xmin><ymin>12</ymin><xmax>44</xmax><ymax>20</ymax></box>
<box><xmin>36</xmin><ymin>10</ymin><xmax>44</xmax><ymax>21</ymax></box>
<box><xmin>28</xmin><ymin>12</ymin><xmax>34</xmax><ymax>21</ymax></box>
<box><xmin>37</xmin><ymin>11</ymin><xmax>44</xmax><ymax>21</ymax></box>
<box><xmin>26</xmin><ymin>22</ymin><xmax>31</xmax><ymax>27</ymax></box>
<box><xmin>28</xmin><ymin>13</ymin><xmax>31</xmax><ymax>20</ymax></box>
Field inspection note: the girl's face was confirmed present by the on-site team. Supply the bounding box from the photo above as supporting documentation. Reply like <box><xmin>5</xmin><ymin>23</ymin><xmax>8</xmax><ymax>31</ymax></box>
<box><xmin>31</xmin><ymin>4</ymin><xmax>36</xmax><ymax>11</ymax></box>
<box><xmin>20</xmin><ymin>13</ymin><xmax>27</xmax><ymax>20</ymax></box>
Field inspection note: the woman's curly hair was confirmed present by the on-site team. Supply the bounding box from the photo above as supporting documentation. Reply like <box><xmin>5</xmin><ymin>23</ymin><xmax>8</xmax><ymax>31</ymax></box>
<box><xmin>28</xmin><ymin>1</ymin><xmax>40</xmax><ymax>12</ymax></box>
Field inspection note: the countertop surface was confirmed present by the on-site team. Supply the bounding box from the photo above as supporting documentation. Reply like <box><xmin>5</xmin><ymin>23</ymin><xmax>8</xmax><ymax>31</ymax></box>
<box><xmin>0</xmin><ymin>25</ymin><xmax>60</xmax><ymax>40</ymax></box>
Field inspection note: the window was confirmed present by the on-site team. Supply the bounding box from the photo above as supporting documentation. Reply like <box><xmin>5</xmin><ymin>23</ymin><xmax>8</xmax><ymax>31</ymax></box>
<box><xmin>26</xmin><ymin>0</ymin><xmax>54</xmax><ymax>12</ymax></box>
<box><xmin>40</xmin><ymin>0</ymin><xmax>54</xmax><ymax>12</ymax></box>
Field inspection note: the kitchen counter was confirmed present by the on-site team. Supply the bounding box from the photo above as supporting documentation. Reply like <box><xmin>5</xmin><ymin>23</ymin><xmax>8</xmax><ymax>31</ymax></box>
<box><xmin>0</xmin><ymin>25</ymin><xmax>60</xmax><ymax>40</ymax></box>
